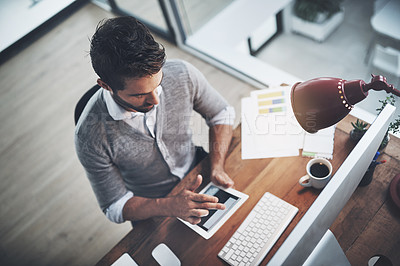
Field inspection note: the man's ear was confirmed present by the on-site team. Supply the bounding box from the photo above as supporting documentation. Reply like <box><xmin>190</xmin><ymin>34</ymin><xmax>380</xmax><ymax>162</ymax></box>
<box><xmin>97</xmin><ymin>79</ymin><xmax>112</xmax><ymax>93</ymax></box>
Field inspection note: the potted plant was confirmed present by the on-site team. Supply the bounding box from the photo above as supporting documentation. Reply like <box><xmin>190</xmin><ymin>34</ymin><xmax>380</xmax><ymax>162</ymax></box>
<box><xmin>376</xmin><ymin>95</ymin><xmax>400</xmax><ymax>150</ymax></box>
<box><xmin>350</xmin><ymin>119</ymin><xmax>369</xmax><ymax>143</ymax></box>
<box><xmin>291</xmin><ymin>0</ymin><xmax>344</xmax><ymax>42</ymax></box>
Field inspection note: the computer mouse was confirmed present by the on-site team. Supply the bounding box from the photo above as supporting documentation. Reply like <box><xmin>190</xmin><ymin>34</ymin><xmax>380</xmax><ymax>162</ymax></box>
<box><xmin>111</xmin><ymin>253</ymin><xmax>138</xmax><ymax>266</ymax></box>
<box><xmin>151</xmin><ymin>243</ymin><xmax>181</xmax><ymax>266</ymax></box>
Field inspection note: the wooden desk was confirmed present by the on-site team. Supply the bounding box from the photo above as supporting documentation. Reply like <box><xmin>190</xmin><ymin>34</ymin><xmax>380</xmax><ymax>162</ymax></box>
<box><xmin>96</xmin><ymin>116</ymin><xmax>400</xmax><ymax>265</ymax></box>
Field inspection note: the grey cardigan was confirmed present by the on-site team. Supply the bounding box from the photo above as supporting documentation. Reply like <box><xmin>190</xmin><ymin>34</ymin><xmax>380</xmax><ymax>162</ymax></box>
<box><xmin>75</xmin><ymin>59</ymin><xmax>230</xmax><ymax>212</ymax></box>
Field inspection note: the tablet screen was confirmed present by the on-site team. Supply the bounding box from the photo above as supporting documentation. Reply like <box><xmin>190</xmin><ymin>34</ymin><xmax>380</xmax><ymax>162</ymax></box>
<box><xmin>197</xmin><ymin>185</ymin><xmax>239</xmax><ymax>232</ymax></box>
<box><xmin>178</xmin><ymin>182</ymin><xmax>248</xmax><ymax>239</ymax></box>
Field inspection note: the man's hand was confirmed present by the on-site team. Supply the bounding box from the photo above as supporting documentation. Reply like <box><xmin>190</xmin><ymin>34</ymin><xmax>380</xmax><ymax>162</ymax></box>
<box><xmin>167</xmin><ymin>175</ymin><xmax>225</xmax><ymax>224</ymax></box>
<box><xmin>122</xmin><ymin>175</ymin><xmax>226</xmax><ymax>223</ymax></box>
<box><xmin>211</xmin><ymin>166</ymin><xmax>234</xmax><ymax>188</ymax></box>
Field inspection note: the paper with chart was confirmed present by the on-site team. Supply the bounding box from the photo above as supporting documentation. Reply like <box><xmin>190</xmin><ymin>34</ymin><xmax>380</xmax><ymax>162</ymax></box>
<box><xmin>241</xmin><ymin>86</ymin><xmax>304</xmax><ymax>159</ymax></box>
<box><xmin>252</xmin><ymin>88</ymin><xmax>288</xmax><ymax>115</ymax></box>
<box><xmin>241</xmin><ymin>86</ymin><xmax>335</xmax><ymax>159</ymax></box>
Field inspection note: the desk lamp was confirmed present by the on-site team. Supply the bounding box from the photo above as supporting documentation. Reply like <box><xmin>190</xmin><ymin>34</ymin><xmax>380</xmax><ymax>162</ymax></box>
<box><xmin>291</xmin><ymin>74</ymin><xmax>400</xmax><ymax>133</ymax></box>
<box><xmin>291</xmin><ymin>74</ymin><xmax>400</xmax><ymax>210</ymax></box>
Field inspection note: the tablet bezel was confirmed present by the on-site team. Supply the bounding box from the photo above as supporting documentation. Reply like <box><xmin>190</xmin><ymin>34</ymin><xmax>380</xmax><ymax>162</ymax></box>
<box><xmin>178</xmin><ymin>182</ymin><xmax>249</xmax><ymax>239</ymax></box>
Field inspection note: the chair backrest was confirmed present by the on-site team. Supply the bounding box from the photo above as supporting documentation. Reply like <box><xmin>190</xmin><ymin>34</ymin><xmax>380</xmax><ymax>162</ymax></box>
<box><xmin>372</xmin><ymin>44</ymin><xmax>400</xmax><ymax>76</ymax></box>
<box><xmin>74</xmin><ymin>84</ymin><xmax>101</xmax><ymax>125</ymax></box>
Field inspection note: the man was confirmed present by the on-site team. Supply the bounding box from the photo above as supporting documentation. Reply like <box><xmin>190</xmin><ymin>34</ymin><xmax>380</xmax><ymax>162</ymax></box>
<box><xmin>75</xmin><ymin>16</ymin><xmax>235</xmax><ymax>225</ymax></box>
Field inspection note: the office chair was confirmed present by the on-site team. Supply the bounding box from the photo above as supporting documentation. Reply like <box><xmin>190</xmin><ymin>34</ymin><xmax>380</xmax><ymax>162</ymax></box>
<box><xmin>372</xmin><ymin>44</ymin><xmax>400</xmax><ymax>87</ymax></box>
<box><xmin>74</xmin><ymin>84</ymin><xmax>101</xmax><ymax>125</ymax></box>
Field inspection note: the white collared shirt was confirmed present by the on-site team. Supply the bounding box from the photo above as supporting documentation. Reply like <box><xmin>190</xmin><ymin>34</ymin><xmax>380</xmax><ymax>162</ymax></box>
<box><xmin>103</xmin><ymin>85</ymin><xmax>162</xmax><ymax>138</ymax></box>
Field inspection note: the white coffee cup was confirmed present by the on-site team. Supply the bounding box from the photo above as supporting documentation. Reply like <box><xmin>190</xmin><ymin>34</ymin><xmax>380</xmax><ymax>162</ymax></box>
<box><xmin>299</xmin><ymin>158</ymin><xmax>333</xmax><ymax>189</ymax></box>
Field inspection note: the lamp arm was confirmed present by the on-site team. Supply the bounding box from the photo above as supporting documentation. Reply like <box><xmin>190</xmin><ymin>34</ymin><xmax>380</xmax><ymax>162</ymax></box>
<box><xmin>363</xmin><ymin>74</ymin><xmax>400</xmax><ymax>97</ymax></box>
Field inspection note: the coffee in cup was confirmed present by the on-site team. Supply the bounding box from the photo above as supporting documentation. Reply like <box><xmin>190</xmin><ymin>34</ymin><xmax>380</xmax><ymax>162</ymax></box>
<box><xmin>299</xmin><ymin>158</ymin><xmax>333</xmax><ymax>189</ymax></box>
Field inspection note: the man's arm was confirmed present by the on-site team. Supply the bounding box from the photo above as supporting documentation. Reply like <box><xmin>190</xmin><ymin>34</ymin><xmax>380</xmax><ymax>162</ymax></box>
<box><xmin>122</xmin><ymin>175</ymin><xmax>225</xmax><ymax>224</ymax></box>
<box><xmin>180</xmin><ymin>61</ymin><xmax>235</xmax><ymax>188</ymax></box>
<box><xmin>209</xmin><ymin>124</ymin><xmax>234</xmax><ymax>188</ymax></box>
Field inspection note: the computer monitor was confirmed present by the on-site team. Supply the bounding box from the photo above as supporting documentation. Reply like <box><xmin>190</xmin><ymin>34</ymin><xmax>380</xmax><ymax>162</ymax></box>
<box><xmin>268</xmin><ymin>104</ymin><xmax>396</xmax><ymax>265</ymax></box>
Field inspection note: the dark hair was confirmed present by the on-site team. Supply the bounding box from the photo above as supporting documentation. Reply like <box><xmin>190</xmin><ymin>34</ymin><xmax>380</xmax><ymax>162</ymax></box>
<box><xmin>90</xmin><ymin>16</ymin><xmax>165</xmax><ymax>91</ymax></box>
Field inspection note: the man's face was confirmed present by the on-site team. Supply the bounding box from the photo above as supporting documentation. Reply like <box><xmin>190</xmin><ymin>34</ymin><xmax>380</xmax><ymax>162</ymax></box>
<box><xmin>99</xmin><ymin>70</ymin><xmax>163</xmax><ymax>113</ymax></box>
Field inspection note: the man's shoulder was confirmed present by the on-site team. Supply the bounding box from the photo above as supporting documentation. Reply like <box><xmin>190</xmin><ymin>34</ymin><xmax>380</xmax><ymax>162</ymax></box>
<box><xmin>164</xmin><ymin>59</ymin><xmax>189</xmax><ymax>73</ymax></box>
<box><xmin>163</xmin><ymin>59</ymin><xmax>202</xmax><ymax>85</ymax></box>
<box><xmin>75</xmin><ymin>90</ymin><xmax>109</xmax><ymax>140</ymax></box>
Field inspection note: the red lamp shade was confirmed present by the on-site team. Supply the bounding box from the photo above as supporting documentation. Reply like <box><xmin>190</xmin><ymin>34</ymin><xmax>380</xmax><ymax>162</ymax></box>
<box><xmin>291</xmin><ymin>75</ymin><xmax>400</xmax><ymax>133</ymax></box>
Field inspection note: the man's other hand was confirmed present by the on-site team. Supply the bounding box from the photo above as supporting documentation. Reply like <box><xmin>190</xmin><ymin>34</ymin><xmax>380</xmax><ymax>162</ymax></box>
<box><xmin>210</xmin><ymin>167</ymin><xmax>234</xmax><ymax>189</ymax></box>
<box><xmin>167</xmin><ymin>175</ymin><xmax>225</xmax><ymax>225</ymax></box>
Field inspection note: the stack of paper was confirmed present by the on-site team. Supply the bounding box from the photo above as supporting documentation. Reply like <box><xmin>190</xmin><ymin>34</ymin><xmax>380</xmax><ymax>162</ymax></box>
<box><xmin>241</xmin><ymin>86</ymin><xmax>304</xmax><ymax>159</ymax></box>
<box><xmin>302</xmin><ymin>126</ymin><xmax>335</xmax><ymax>159</ymax></box>
<box><xmin>241</xmin><ymin>86</ymin><xmax>335</xmax><ymax>160</ymax></box>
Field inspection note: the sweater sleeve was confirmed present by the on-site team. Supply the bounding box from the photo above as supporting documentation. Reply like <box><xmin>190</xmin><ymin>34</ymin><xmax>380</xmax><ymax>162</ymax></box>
<box><xmin>207</xmin><ymin>106</ymin><xmax>235</xmax><ymax>127</ymax></box>
<box><xmin>105</xmin><ymin>191</ymin><xmax>133</xmax><ymax>223</ymax></box>
<box><xmin>182</xmin><ymin>61</ymin><xmax>235</xmax><ymax>125</ymax></box>
<box><xmin>75</xmin><ymin>134</ymin><xmax>128</xmax><ymax>214</ymax></box>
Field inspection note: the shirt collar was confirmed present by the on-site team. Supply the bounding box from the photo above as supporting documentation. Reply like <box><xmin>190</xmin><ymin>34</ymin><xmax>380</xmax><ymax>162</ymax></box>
<box><xmin>103</xmin><ymin>85</ymin><xmax>162</xmax><ymax>120</ymax></box>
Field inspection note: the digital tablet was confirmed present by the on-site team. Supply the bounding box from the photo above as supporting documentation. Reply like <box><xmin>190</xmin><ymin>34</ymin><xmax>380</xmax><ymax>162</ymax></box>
<box><xmin>178</xmin><ymin>182</ymin><xmax>248</xmax><ymax>239</ymax></box>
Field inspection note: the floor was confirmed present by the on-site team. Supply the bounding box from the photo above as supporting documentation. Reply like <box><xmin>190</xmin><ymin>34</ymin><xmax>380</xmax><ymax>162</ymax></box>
<box><xmin>257</xmin><ymin>0</ymin><xmax>375</xmax><ymax>82</ymax></box>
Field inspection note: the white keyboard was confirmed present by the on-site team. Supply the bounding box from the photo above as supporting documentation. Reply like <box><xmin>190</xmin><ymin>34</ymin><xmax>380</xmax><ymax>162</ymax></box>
<box><xmin>218</xmin><ymin>192</ymin><xmax>298</xmax><ymax>266</ymax></box>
